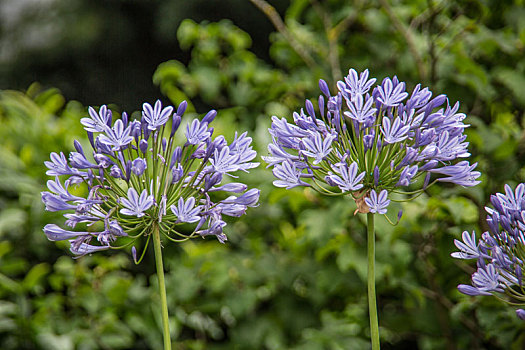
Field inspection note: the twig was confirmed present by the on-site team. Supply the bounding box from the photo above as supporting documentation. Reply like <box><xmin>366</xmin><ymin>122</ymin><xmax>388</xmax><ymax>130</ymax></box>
<box><xmin>248</xmin><ymin>0</ymin><xmax>317</xmax><ymax>69</ymax></box>
<box><xmin>378</xmin><ymin>0</ymin><xmax>427</xmax><ymax>80</ymax></box>
<box><xmin>309</xmin><ymin>0</ymin><xmax>342</xmax><ymax>82</ymax></box>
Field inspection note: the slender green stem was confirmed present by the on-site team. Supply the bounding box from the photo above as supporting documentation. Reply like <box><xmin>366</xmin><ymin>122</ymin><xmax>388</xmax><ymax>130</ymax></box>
<box><xmin>367</xmin><ymin>212</ymin><xmax>380</xmax><ymax>350</ymax></box>
<box><xmin>152</xmin><ymin>224</ymin><xmax>172</xmax><ymax>350</ymax></box>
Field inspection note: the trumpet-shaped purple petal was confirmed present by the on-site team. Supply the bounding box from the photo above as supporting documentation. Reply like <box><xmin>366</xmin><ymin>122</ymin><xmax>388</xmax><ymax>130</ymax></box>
<box><xmin>44</xmin><ymin>224</ymin><xmax>89</xmax><ymax>241</ymax></box>
<box><xmin>186</xmin><ymin>119</ymin><xmax>211</xmax><ymax>145</ymax></box>
<box><xmin>120</xmin><ymin>188</ymin><xmax>155</xmax><ymax>217</ymax></box>
<box><xmin>81</xmin><ymin>105</ymin><xmax>111</xmax><ymax>133</ymax></box>
<box><xmin>365</xmin><ymin>189</ymin><xmax>390</xmax><ymax>214</ymax></box>
<box><xmin>302</xmin><ymin>131</ymin><xmax>335</xmax><ymax>164</ymax></box>
<box><xmin>326</xmin><ymin>162</ymin><xmax>365</xmax><ymax>192</ymax></box>
<box><xmin>344</xmin><ymin>94</ymin><xmax>377</xmax><ymax>123</ymax></box>
<box><xmin>381</xmin><ymin>117</ymin><xmax>410</xmax><ymax>144</ymax></box>
<box><xmin>340</xmin><ymin>68</ymin><xmax>376</xmax><ymax>97</ymax></box>
<box><xmin>171</xmin><ymin>197</ymin><xmax>202</xmax><ymax>223</ymax></box>
<box><xmin>451</xmin><ymin>231</ymin><xmax>482</xmax><ymax>260</ymax></box>
<box><xmin>142</xmin><ymin>100</ymin><xmax>173</xmax><ymax>131</ymax></box>
<box><xmin>98</xmin><ymin>119</ymin><xmax>134</xmax><ymax>151</ymax></box>
<box><xmin>376</xmin><ymin>78</ymin><xmax>408</xmax><ymax>107</ymax></box>
<box><xmin>272</xmin><ymin>161</ymin><xmax>310</xmax><ymax>189</ymax></box>
<box><xmin>131</xmin><ymin>158</ymin><xmax>147</xmax><ymax>176</ymax></box>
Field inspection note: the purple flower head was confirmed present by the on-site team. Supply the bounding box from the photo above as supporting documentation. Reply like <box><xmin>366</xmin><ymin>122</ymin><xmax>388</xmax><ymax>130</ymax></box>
<box><xmin>453</xmin><ymin>183</ymin><xmax>525</xmax><ymax>318</ymax></box>
<box><xmin>265</xmin><ymin>68</ymin><xmax>479</xmax><ymax>219</ymax></box>
<box><xmin>43</xmin><ymin>100</ymin><xmax>259</xmax><ymax>258</ymax></box>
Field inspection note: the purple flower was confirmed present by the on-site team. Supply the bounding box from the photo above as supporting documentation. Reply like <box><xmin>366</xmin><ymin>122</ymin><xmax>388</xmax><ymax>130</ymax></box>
<box><xmin>272</xmin><ymin>161</ymin><xmax>310</xmax><ymax>189</ymax></box>
<box><xmin>44</xmin><ymin>224</ymin><xmax>89</xmax><ymax>241</ymax></box>
<box><xmin>265</xmin><ymin>68</ymin><xmax>479</xmax><ymax>217</ymax></box>
<box><xmin>467</xmin><ymin>264</ymin><xmax>504</xmax><ymax>295</ymax></box>
<box><xmin>186</xmin><ymin>119</ymin><xmax>211</xmax><ymax>145</ymax></box>
<box><xmin>41</xmin><ymin>192</ymin><xmax>77</xmax><ymax>212</ymax></box>
<box><xmin>453</xmin><ymin>183</ymin><xmax>525</xmax><ymax>318</ymax></box>
<box><xmin>81</xmin><ymin>105</ymin><xmax>111</xmax><ymax>133</ymax></box>
<box><xmin>98</xmin><ymin>119</ymin><xmax>134</xmax><ymax>151</ymax></box>
<box><xmin>340</xmin><ymin>68</ymin><xmax>376</xmax><ymax>97</ymax></box>
<box><xmin>381</xmin><ymin>117</ymin><xmax>409</xmax><ymax>144</ymax></box>
<box><xmin>375</xmin><ymin>78</ymin><xmax>408</xmax><ymax>107</ymax></box>
<box><xmin>209</xmin><ymin>147</ymin><xmax>240</xmax><ymax>175</ymax></box>
<box><xmin>451</xmin><ymin>231</ymin><xmax>482</xmax><ymax>260</ymax></box>
<box><xmin>120</xmin><ymin>188</ymin><xmax>155</xmax><ymax>217</ymax></box>
<box><xmin>171</xmin><ymin>197</ymin><xmax>202</xmax><ymax>223</ymax></box>
<box><xmin>142</xmin><ymin>100</ymin><xmax>174</xmax><ymax>131</ymax></box>
<box><xmin>69</xmin><ymin>151</ymin><xmax>98</xmax><ymax>169</ymax></box>
<box><xmin>222</xmin><ymin>188</ymin><xmax>260</xmax><ymax>207</ymax></box>
<box><xmin>396</xmin><ymin>165</ymin><xmax>418</xmax><ymax>186</ymax></box>
<box><xmin>344</xmin><ymin>94</ymin><xmax>377</xmax><ymax>123</ymax></box>
<box><xmin>45</xmin><ymin>152</ymin><xmax>80</xmax><ymax>177</ymax></box>
<box><xmin>365</xmin><ymin>190</ymin><xmax>390</xmax><ymax>214</ymax></box>
<box><xmin>302</xmin><ymin>131</ymin><xmax>335</xmax><ymax>164</ymax></box>
<box><xmin>430</xmin><ymin>161</ymin><xmax>481</xmax><ymax>186</ymax></box>
<box><xmin>70</xmin><ymin>242</ymin><xmax>110</xmax><ymax>256</ymax></box>
<box><xmin>131</xmin><ymin>158</ymin><xmax>147</xmax><ymax>176</ymax></box>
<box><xmin>516</xmin><ymin>309</ymin><xmax>525</xmax><ymax>321</ymax></box>
<box><xmin>262</xmin><ymin>143</ymin><xmax>299</xmax><ymax>167</ymax></box>
<box><xmin>326</xmin><ymin>162</ymin><xmax>365</xmax><ymax>192</ymax></box>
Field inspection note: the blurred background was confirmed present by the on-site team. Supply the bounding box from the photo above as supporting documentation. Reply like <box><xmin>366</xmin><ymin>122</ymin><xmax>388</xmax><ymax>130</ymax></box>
<box><xmin>1</xmin><ymin>0</ymin><xmax>525</xmax><ymax>349</ymax></box>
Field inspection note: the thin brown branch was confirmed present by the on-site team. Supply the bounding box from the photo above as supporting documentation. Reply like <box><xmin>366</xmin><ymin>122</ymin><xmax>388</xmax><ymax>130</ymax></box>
<box><xmin>248</xmin><ymin>0</ymin><xmax>317</xmax><ymax>69</ymax></box>
<box><xmin>378</xmin><ymin>0</ymin><xmax>427</xmax><ymax>80</ymax></box>
<box><xmin>410</xmin><ymin>0</ymin><xmax>447</xmax><ymax>30</ymax></box>
<box><xmin>309</xmin><ymin>0</ymin><xmax>342</xmax><ymax>82</ymax></box>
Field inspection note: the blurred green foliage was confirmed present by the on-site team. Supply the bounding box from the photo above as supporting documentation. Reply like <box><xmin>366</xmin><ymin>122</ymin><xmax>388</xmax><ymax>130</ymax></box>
<box><xmin>1</xmin><ymin>0</ymin><xmax>525</xmax><ymax>349</ymax></box>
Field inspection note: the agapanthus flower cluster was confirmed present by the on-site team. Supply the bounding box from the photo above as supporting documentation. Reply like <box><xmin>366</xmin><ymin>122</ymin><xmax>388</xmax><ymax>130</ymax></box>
<box><xmin>42</xmin><ymin>100</ymin><xmax>259</xmax><ymax>257</ymax></box>
<box><xmin>264</xmin><ymin>68</ymin><xmax>480</xmax><ymax>214</ymax></box>
<box><xmin>452</xmin><ymin>183</ymin><xmax>525</xmax><ymax>320</ymax></box>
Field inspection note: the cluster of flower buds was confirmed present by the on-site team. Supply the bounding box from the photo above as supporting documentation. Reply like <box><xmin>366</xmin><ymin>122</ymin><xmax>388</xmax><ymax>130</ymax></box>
<box><xmin>264</xmin><ymin>68</ymin><xmax>480</xmax><ymax>215</ymax></box>
<box><xmin>452</xmin><ymin>183</ymin><xmax>525</xmax><ymax>320</ymax></box>
<box><xmin>42</xmin><ymin>100</ymin><xmax>259</xmax><ymax>257</ymax></box>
